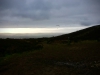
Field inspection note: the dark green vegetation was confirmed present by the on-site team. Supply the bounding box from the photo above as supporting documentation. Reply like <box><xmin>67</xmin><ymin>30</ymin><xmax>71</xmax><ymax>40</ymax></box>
<box><xmin>0</xmin><ymin>39</ymin><xmax>43</xmax><ymax>57</ymax></box>
<box><xmin>0</xmin><ymin>25</ymin><xmax>100</xmax><ymax>75</ymax></box>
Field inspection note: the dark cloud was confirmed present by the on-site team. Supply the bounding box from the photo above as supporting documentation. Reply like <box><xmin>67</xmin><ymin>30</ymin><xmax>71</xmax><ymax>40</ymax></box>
<box><xmin>0</xmin><ymin>0</ymin><xmax>25</xmax><ymax>10</ymax></box>
<box><xmin>0</xmin><ymin>0</ymin><xmax>100</xmax><ymax>27</ymax></box>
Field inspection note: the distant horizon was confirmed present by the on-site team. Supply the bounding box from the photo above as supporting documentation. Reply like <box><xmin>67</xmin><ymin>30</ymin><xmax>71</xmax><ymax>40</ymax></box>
<box><xmin>0</xmin><ymin>26</ymin><xmax>89</xmax><ymax>38</ymax></box>
<box><xmin>0</xmin><ymin>26</ymin><xmax>88</xmax><ymax>33</ymax></box>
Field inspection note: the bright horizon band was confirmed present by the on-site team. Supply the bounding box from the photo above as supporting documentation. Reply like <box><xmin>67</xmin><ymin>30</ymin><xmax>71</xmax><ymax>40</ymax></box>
<box><xmin>0</xmin><ymin>27</ymin><xmax>87</xmax><ymax>34</ymax></box>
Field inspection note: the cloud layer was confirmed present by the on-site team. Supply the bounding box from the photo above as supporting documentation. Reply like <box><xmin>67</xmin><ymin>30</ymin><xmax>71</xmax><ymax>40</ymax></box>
<box><xmin>0</xmin><ymin>0</ymin><xmax>100</xmax><ymax>28</ymax></box>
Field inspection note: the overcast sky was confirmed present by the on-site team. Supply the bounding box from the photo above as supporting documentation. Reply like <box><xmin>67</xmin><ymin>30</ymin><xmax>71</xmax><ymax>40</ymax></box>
<box><xmin>0</xmin><ymin>0</ymin><xmax>100</xmax><ymax>38</ymax></box>
<box><xmin>0</xmin><ymin>0</ymin><xmax>100</xmax><ymax>28</ymax></box>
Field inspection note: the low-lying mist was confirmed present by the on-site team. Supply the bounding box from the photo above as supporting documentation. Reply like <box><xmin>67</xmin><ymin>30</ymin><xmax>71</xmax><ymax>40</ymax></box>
<box><xmin>0</xmin><ymin>33</ymin><xmax>64</xmax><ymax>39</ymax></box>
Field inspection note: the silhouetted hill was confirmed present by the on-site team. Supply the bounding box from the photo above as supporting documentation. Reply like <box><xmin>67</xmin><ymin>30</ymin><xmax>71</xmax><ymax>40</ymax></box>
<box><xmin>53</xmin><ymin>25</ymin><xmax>100</xmax><ymax>41</ymax></box>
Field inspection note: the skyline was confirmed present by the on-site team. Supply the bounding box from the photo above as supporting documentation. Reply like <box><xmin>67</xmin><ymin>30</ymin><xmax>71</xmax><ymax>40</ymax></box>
<box><xmin>0</xmin><ymin>26</ymin><xmax>88</xmax><ymax>33</ymax></box>
<box><xmin>0</xmin><ymin>26</ymin><xmax>88</xmax><ymax>38</ymax></box>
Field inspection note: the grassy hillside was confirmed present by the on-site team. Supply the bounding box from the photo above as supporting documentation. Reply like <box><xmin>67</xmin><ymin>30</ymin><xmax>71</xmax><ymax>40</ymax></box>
<box><xmin>53</xmin><ymin>25</ymin><xmax>100</xmax><ymax>41</ymax></box>
<box><xmin>0</xmin><ymin>40</ymin><xmax>100</xmax><ymax>75</ymax></box>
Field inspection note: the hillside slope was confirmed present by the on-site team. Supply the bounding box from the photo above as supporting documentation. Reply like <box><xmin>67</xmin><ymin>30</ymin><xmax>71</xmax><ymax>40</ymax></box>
<box><xmin>54</xmin><ymin>25</ymin><xmax>100</xmax><ymax>41</ymax></box>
